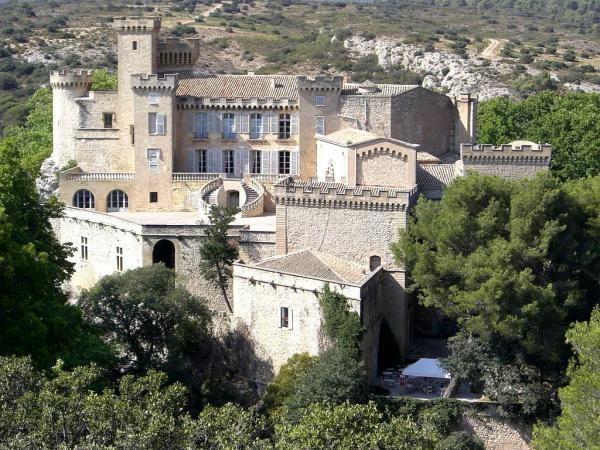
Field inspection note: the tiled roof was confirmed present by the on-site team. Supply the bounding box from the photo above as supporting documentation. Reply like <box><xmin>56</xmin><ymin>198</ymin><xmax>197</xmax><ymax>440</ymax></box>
<box><xmin>341</xmin><ymin>83</ymin><xmax>419</xmax><ymax>96</ymax></box>
<box><xmin>253</xmin><ymin>249</ymin><xmax>370</xmax><ymax>285</ymax></box>
<box><xmin>176</xmin><ymin>75</ymin><xmax>299</xmax><ymax>100</ymax></box>
<box><xmin>318</xmin><ymin>128</ymin><xmax>380</xmax><ymax>146</ymax></box>
<box><xmin>417</xmin><ymin>152</ymin><xmax>440</xmax><ymax>163</ymax></box>
<box><xmin>416</xmin><ymin>164</ymin><xmax>457</xmax><ymax>189</ymax></box>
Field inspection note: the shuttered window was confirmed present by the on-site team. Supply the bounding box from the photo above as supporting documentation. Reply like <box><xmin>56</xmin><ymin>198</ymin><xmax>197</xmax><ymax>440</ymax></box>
<box><xmin>149</xmin><ymin>113</ymin><xmax>166</xmax><ymax>135</ymax></box>
<box><xmin>147</xmin><ymin>148</ymin><xmax>160</xmax><ymax>172</ymax></box>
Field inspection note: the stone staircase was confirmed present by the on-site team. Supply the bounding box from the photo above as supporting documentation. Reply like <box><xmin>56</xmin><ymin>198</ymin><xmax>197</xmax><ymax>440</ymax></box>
<box><xmin>242</xmin><ymin>182</ymin><xmax>259</xmax><ymax>206</ymax></box>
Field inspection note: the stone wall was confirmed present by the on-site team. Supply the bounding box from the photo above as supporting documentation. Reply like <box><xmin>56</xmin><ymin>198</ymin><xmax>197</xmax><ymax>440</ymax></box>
<box><xmin>391</xmin><ymin>88</ymin><xmax>453</xmax><ymax>157</ymax></box>
<box><xmin>356</xmin><ymin>152</ymin><xmax>408</xmax><ymax>187</ymax></box>
<box><xmin>340</xmin><ymin>96</ymin><xmax>392</xmax><ymax>137</ymax></box>
<box><xmin>282</xmin><ymin>203</ymin><xmax>407</xmax><ymax>268</ymax></box>
<box><xmin>462</xmin><ymin>160</ymin><xmax>549</xmax><ymax>179</ymax></box>
<box><xmin>462</xmin><ymin>412</ymin><xmax>531</xmax><ymax>450</ymax></box>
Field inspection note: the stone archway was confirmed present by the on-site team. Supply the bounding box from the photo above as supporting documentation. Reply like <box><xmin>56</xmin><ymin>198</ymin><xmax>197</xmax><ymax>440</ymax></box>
<box><xmin>152</xmin><ymin>239</ymin><xmax>175</xmax><ymax>269</ymax></box>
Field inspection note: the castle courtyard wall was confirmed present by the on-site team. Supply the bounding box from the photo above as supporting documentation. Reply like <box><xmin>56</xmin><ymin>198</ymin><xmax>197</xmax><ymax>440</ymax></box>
<box><xmin>340</xmin><ymin>96</ymin><xmax>392</xmax><ymax>137</ymax></box>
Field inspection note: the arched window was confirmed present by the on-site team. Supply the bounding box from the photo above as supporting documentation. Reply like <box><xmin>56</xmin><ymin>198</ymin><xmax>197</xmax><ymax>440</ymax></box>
<box><xmin>107</xmin><ymin>189</ymin><xmax>129</xmax><ymax>212</ymax></box>
<box><xmin>369</xmin><ymin>255</ymin><xmax>381</xmax><ymax>271</ymax></box>
<box><xmin>73</xmin><ymin>189</ymin><xmax>95</xmax><ymax>209</ymax></box>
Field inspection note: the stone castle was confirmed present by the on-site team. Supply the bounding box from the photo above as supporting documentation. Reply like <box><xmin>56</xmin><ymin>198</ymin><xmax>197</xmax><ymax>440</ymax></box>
<box><xmin>51</xmin><ymin>17</ymin><xmax>551</xmax><ymax>383</ymax></box>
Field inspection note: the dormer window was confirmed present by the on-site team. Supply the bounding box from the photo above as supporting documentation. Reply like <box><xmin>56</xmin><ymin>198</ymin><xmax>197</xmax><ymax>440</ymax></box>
<box><xmin>132</xmin><ymin>41</ymin><xmax>138</xmax><ymax>50</ymax></box>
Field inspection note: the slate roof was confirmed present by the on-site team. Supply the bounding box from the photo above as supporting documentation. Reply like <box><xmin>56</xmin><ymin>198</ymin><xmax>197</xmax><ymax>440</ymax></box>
<box><xmin>176</xmin><ymin>75</ymin><xmax>299</xmax><ymax>100</ymax></box>
<box><xmin>416</xmin><ymin>164</ymin><xmax>457</xmax><ymax>189</ymax></box>
<box><xmin>253</xmin><ymin>249</ymin><xmax>371</xmax><ymax>285</ymax></box>
<box><xmin>341</xmin><ymin>83</ymin><xmax>419</xmax><ymax>96</ymax></box>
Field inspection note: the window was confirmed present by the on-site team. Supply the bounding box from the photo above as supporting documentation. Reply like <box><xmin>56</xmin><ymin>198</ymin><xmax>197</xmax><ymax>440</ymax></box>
<box><xmin>279</xmin><ymin>151</ymin><xmax>291</xmax><ymax>174</ymax></box>
<box><xmin>147</xmin><ymin>148</ymin><xmax>160</xmax><ymax>173</ymax></box>
<box><xmin>130</xmin><ymin>125</ymin><xmax>135</xmax><ymax>145</ymax></box>
<box><xmin>148</xmin><ymin>93</ymin><xmax>159</xmax><ymax>105</ymax></box>
<box><xmin>116</xmin><ymin>246</ymin><xmax>123</xmax><ymax>271</ymax></box>
<box><xmin>315</xmin><ymin>116</ymin><xmax>325</xmax><ymax>134</ymax></box>
<box><xmin>193</xmin><ymin>112</ymin><xmax>208</xmax><ymax>139</ymax></box>
<box><xmin>250</xmin><ymin>150</ymin><xmax>261</xmax><ymax>174</ymax></box>
<box><xmin>315</xmin><ymin>95</ymin><xmax>326</xmax><ymax>106</ymax></box>
<box><xmin>73</xmin><ymin>189</ymin><xmax>95</xmax><ymax>209</ymax></box>
<box><xmin>80</xmin><ymin>236</ymin><xmax>88</xmax><ymax>261</ymax></box>
<box><xmin>250</xmin><ymin>113</ymin><xmax>263</xmax><ymax>139</ymax></box>
<box><xmin>280</xmin><ymin>307</ymin><xmax>289</xmax><ymax>328</ymax></box>
<box><xmin>198</xmin><ymin>149</ymin><xmax>207</xmax><ymax>173</ymax></box>
<box><xmin>107</xmin><ymin>189</ymin><xmax>128</xmax><ymax>212</ymax></box>
<box><xmin>148</xmin><ymin>113</ymin><xmax>166</xmax><ymax>135</ymax></box>
<box><xmin>224</xmin><ymin>150</ymin><xmax>234</xmax><ymax>175</ymax></box>
<box><xmin>103</xmin><ymin>112</ymin><xmax>113</xmax><ymax>129</ymax></box>
<box><xmin>278</xmin><ymin>113</ymin><xmax>291</xmax><ymax>139</ymax></box>
<box><xmin>222</xmin><ymin>113</ymin><xmax>235</xmax><ymax>139</ymax></box>
<box><xmin>149</xmin><ymin>192</ymin><xmax>158</xmax><ymax>203</ymax></box>
<box><xmin>132</xmin><ymin>41</ymin><xmax>138</xmax><ymax>50</ymax></box>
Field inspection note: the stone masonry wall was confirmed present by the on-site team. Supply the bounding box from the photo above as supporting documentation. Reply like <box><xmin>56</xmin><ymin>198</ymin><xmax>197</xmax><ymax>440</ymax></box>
<box><xmin>462</xmin><ymin>412</ymin><xmax>531</xmax><ymax>450</ymax></box>
<box><xmin>283</xmin><ymin>204</ymin><xmax>407</xmax><ymax>269</ymax></box>
<box><xmin>340</xmin><ymin>96</ymin><xmax>391</xmax><ymax>137</ymax></box>
<box><xmin>356</xmin><ymin>153</ymin><xmax>408</xmax><ymax>187</ymax></box>
<box><xmin>462</xmin><ymin>160</ymin><xmax>548</xmax><ymax>179</ymax></box>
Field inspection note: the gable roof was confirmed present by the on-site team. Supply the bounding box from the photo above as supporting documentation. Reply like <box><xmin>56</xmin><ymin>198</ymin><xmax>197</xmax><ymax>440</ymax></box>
<box><xmin>252</xmin><ymin>249</ymin><xmax>371</xmax><ymax>285</ymax></box>
<box><xmin>416</xmin><ymin>164</ymin><xmax>457</xmax><ymax>190</ymax></box>
<box><xmin>176</xmin><ymin>74</ymin><xmax>299</xmax><ymax>100</ymax></box>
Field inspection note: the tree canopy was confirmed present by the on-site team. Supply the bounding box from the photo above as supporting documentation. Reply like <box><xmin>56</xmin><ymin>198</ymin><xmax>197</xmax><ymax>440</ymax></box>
<box><xmin>393</xmin><ymin>172</ymin><xmax>600</xmax><ymax>416</ymax></box>
<box><xmin>477</xmin><ymin>92</ymin><xmax>600</xmax><ymax>181</ymax></box>
<box><xmin>532</xmin><ymin>307</ymin><xmax>600</xmax><ymax>449</ymax></box>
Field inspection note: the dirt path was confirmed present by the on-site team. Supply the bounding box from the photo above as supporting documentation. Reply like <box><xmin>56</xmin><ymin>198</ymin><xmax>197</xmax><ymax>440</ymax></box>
<box><xmin>202</xmin><ymin>4</ymin><xmax>221</xmax><ymax>17</ymax></box>
<box><xmin>481</xmin><ymin>38</ymin><xmax>505</xmax><ymax>59</ymax></box>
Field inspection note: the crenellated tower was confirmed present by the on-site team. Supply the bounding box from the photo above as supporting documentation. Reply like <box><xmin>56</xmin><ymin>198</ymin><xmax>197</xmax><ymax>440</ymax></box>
<box><xmin>49</xmin><ymin>69</ymin><xmax>93</xmax><ymax>167</ymax></box>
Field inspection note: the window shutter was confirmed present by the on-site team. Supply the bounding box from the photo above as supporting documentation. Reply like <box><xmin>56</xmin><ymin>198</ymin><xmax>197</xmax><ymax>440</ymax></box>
<box><xmin>291</xmin><ymin>151</ymin><xmax>298</xmax><ymax>175</ymax></box>
<box><xmin>289</xmin><ymin>308</ymin><xmax>294</xmax><ymax>330</ymax></box>
<box><xmin>241</xmin><ymin>149</ymin><xmax>249</xmax><ymax>175</ymax></box>
<box><xmin>215</xmin><ymin>150</ymin><xmax>223</xmax><ymax>173</ymax></box>
<box><xmin>207</xmin><ymin>149</ymin><xmax>215</xmax><ymax>173</ymax></box>
<box><xmin>148</xmin><ymin>113</ymin><xmax>156</xmax><ymax>134</ymax></box>
<box><xmin>187</xmin><ymin>149</ymin><xmax>195</xmax><ymax>171</ymax></box>
<box><xmin>271</xmin><ymin>113</ymin><xmax>278</xmax><ymax>134</ymax></box>
<box><xmin>157</xmin><ymin>113</ymin><xmax>166</xmax><ymax>134</ymax></box>
<box><xmin>188</xmin><ymin>112</ymin><xmax>194</xmax><ymax>132</ymax></box>
<box><xmin>242</xmin><ymin>113</ymin><xmax>249</xmax><ymax>134</ymax></box>
<box><xmin>215</xmin><ymin>113</ymin><xmax>222</xmax><ymax>133</ymax></box>
<box><xmin>271</xmin><ymin>150</ymin><xmax>279</xmax><ymax>175</ymax></box>
<box><xmin>261</xmin><ymin>150</ymin><xmax>270</xmax><ymax>174</ymax></box>
<box><xmin>208</xmin><ymin>112</ymin><xmax>215</xmax><ymax>132</ymax></box>
<box><xmin>235</xmin><ymin>113</ymin><xmax>242</xmax><ymax>133</ymax></box>
<box><xmin>234</xmin><ymin>150</ymin><xmax>242</xmax><ymax>178</ymax></box>
<box><xmin>262</xmin><ymin>114</ymin><xmax>270</xmax><ymax>135</ymax></box>
<box><xmin>291</xmin><ymin>113</ymin><xmax>298</xmax><ymax>134</ymax></box>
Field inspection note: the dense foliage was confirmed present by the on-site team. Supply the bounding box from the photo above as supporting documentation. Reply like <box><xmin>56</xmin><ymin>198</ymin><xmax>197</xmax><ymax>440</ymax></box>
<box><xmin>90</xmin><ymin>69</ymin><xmax>117</xmax><ymax>90</ymax></box>
<box><xmin>394</xmin><ymin>172</ymin><xmax>600</xmax><ymax>416</ymax></box>
<box><xmin>532</xmin><ymin>307</ymin><xmax>600</xmax><ymax>448</ymax></box>
<box><xmin>477</xmin><ymin>92</ymin><xmax>600</xmax><ymax>180</ymax></box>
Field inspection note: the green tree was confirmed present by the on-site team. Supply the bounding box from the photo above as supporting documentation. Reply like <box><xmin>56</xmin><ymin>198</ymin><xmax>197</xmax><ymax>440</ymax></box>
<box><xmin>199</xmin><ymin>205</ymin><xmax>240</xmax><ymax>313</ymax></box>
<box><xmin>91</xmin><ymin>69</ymin><xmax>117</xmax><ymax>90</ymax></box>
<box><xmin>0</xmin><ymin>87</ymin><xmax>52</xmax><ymax>174</ymax></box>
<box><xmin>394</xmin><ymin>172</ymin><xmax>600</xmax><ymax>416</ymax></box>
<box><xmin>0</xmin><ymin>135</ymin><xmax>102</xmax><ymax>369</ymax></box>
<box><xmin>275</xmin><ymin>401</ymin><xmax>432</xmax><ymax>449</ymax></box>
<box><xmin>532</xmin><ymin>307</ymin><xmax>600</xmax><ymax>449</ymax></box>
<box><xmin>477</xmin><ymin>92</ymin><xmax>600</xmax><ymax>180</ymax></box>
<box><xmin>78</xmin><ymin>265</ymin><xmax>212</xmax><ymax>376</ymax></box>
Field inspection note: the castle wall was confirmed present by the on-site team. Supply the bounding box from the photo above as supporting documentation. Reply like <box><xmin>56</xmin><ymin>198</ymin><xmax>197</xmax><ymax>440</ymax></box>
<box><xmin>340</xmin><ymin>96</ymin><xmax>392</xmax><ymax>137</ymax></box>
<box><xmin>232</xmin><ymin>262</ymin><xmax>362</xmax><ymax>378</ymax></box>
<box><xmin>462</xmin><ymin>160</ymin><xmax>549</xmax><ymax>179</ymax></box>
<box><xmin>391</xmin><ymin>88</ymin><xmax>453</xmax><ymax>157</ymax></box>
<box><xmin>278</xmin><ymin>202</ymin><xmax>407</xmax><ymax>269</ymax></box>
<box><xmin>56</xmin><ymin>208</ymin><xmax>144</xmax><ymax>291</ymax></box>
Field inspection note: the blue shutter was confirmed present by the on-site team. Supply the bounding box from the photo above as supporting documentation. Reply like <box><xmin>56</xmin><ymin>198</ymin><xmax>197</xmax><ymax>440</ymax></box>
<box><xmin>291</xmin><ymin>151</ymin><xmax>298</xmax><ymax>175</ymax></box>
<box><xmin>271</xmin><ymin>113</ymin><xmax>278</xmax><ymax>134</ymax></box>
<box><xmin>271</xmin><ymin>150</ymin><xmax>279</xmax><ymax>174</ymax></box>
<box><xmin>262</xmin><ymin>113</ymin><xmax>270</xmax><ymax>135</ymax></box>
<box><xmin>261</xmin><ymin>150</ymin><xmax>270</xmax><ymax>174</ymax></box>
<box><xmin>291</xmin><ymin>113</ymin><xmax>298</xmax><ymax>134</ymax></box>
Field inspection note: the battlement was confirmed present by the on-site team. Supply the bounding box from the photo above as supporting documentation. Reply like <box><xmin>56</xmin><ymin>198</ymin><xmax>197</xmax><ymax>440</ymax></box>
<box><xmin>112</xmin><ymin>16</ymin><xmax>161</xmax><ymax>32</ymax></box>
<box><xmin>461</xmin><ymin>142</ymin><xmax>551</xmax><ymax>161</ymax></box>
<box><xmin>50</xmin><ymin>69</ymin><xmax>93</xmax><ymax>89</ymax></box>
<box><xmin>131</xmin><ymin>74</ymin><xmax>177</xmax><ymax>90</ymax></box>
<box><xmin>157</xmin><ymin>38</ymin><xmax>201</xmax><ymax>69</ymax></box>
<box><xmin>297</xmin><ymin>76</ymin><xmax>343</xmax><ymax>91</ymax></box>
<box><xmin>274</xmin><ymin>177</ymin><xmax>415</xmax><ymax>211</ymax></box>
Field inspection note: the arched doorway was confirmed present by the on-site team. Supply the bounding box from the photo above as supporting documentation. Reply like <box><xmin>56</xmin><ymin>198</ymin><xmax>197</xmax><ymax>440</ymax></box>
<box><xmin>377</xmin><ymin>319</ymin><xmax>402</xmax><ymax>374</ymax></box>
<box><xmin>226</xmin><ymin>190</ymin><xmax>240</xmax><ymax>208</ymax></box>
<box><xmin>152</xmin><ymin>239</ymin><xmax>175</xmax><ymax>269</ymax></box>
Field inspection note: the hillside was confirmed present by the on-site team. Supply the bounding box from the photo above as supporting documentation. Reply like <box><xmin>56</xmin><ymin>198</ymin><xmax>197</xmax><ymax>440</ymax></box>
<box><xmin>1</xmin><ymin>0</ymin><xmax>600</xmax><ymax>132</ymax></box>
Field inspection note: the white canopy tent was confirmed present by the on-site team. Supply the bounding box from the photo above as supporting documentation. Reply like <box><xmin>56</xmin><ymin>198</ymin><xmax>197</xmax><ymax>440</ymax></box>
<box><xmin>402</xmin><ymin>358</ymin><xmax>451</xmax><ymax>379</ymax></box>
